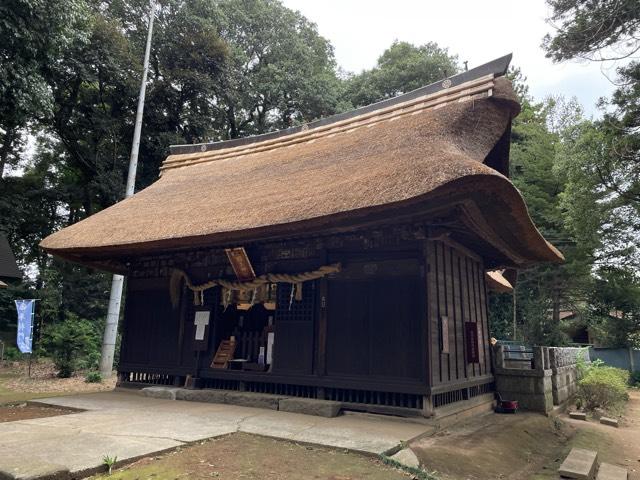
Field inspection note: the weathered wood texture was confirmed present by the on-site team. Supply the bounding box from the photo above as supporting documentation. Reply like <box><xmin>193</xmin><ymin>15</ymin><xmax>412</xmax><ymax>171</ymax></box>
<box><xmin>325</xmin><ymin>255</ymin><xmax>425</xmax><ymax>382</ymax></box>
<box><xmin>426</xmin><ymin>239</ymin><xmax>491</xmax><ymax>387</ymax></box>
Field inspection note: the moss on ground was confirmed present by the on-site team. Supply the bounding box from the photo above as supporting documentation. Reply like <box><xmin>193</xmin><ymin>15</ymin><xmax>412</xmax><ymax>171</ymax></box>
<box><xmin>93</xmin><ymin>433</ymin><xmax>412</xmax><ymax>480</ymax></box>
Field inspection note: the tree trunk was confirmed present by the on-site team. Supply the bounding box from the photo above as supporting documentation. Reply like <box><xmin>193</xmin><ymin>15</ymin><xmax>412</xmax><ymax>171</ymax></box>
<box><xmin>0</xmin><ymin>127</ymin><xmax>16</xmax><ymax>179</ymax></box>
<box><xmin>552</xmin><ymin>272</ymin><xmax>560</xmax><ymax>324</ymax></box>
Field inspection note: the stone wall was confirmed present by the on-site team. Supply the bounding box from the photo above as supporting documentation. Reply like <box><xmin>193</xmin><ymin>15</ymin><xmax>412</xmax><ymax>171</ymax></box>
<box><xmin>493</xmin><ymin>345</ymin><xmax>588</xmax><ymax>413</ymax></box>
<box><xmin>549</xmin><ymin>347</ymin><xmax>588</xmax><ymax>406</ymax></box>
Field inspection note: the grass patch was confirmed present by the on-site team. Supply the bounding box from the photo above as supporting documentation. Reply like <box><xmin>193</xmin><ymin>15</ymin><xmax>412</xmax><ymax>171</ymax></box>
<box><xmin>91</xmin><ymin>433</ymin><xmax>410</xmax><ymax>480</ymax></box>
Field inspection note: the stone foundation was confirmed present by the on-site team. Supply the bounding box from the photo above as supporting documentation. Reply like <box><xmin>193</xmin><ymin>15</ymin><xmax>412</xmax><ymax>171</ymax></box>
<box><xmin>142</xmin><ymin>387</ymin><xmax>341</xmax><ymax>417</ymax></box>
<box><xmin>493</xmin><ymin>345</ymin><xmax>588</xmax><ymax>413</ymax></box>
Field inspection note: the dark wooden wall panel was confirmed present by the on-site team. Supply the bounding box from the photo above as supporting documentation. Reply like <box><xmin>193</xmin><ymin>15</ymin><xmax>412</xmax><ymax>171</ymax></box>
<box><xmin>477</xmin><ymin>262</ymin><xmax>491</xmax><ymax>374</ymax></box>
<box><xmin>426</xmin><ymin>240</ymin><xmax>492</xmax><ymax>387</ymax></box>
<box><xmin>326</xmin><ymin>280</ymin><xmax>369</xmax><ymax>376</ymax></box>
<box><xmin>425</xmin><ymin>241</ymin><xmax>440</xmax><ymax>387</ymax></box>
<box><xmin>121</xmin><ymin>279</ymin><xmax>180</xmax><ymax>368</ymax></box>
<box><xmin>326</xmin><ymin>256</ymin><xmax>424</xmax><ymax>382</ymax></box>
<box><xmin>272</xmin><ymin>282</ymin><xmax>316</xmax><ymax>375</ymax></box>
<box><xmin>450</xmin><ymin>249</ymin><xmax>464</xmax><ymax>381</ymax></box>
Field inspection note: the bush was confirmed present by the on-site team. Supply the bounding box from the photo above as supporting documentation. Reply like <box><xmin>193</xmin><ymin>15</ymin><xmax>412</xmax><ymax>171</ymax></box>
<box><xmin>43</xmin><ymin>315</ymin><xmax>101</xmax><ymax>378</ymax></box>
<box><xmin>85</xmin><ymin>371</ymin><xmax>102</xmax><ymax>383</ymax></box>
<box><xmin>2</xmin><ymin>346</ymin><xmax>23</xmax><ymax>361</ymax></box>
<box><xmin>577</xmin><ymin>366</ymin><xmax>629</xmax><ymax>412</ymax></box>
<box><xmin>630</xmin><ymin>371</ymin><xmax>640</xmax><ymax>387</ymax></box>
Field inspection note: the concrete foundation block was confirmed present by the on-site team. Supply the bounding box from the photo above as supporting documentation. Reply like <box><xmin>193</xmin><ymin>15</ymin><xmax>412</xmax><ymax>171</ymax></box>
<box><xmin>390</xmin><ymin>448</ymin><xmax>420</xmax><ymax>469</ymax></box>
<box><xmin>599</xmin><ymin>417</ymin><xmax>619</xmax><ymax>428</ymax></box>
<box><xmin>0</xmin><ymin>464</ymin><xmax>70</xmax><ymax>480</ymax></box>
<box><xmin>569</xmin><ymin>411</ymin><xmax>587</xmax><ymax>420</ymax></box>
<box><xmin>141</xmin><ymin>386</ymin><xmax>179</xmax><ymax>400</ymax></box>
<box><xmin>278</xmin><ymin>397</ymin><xmax>341</xmax><ymax>417</ymax></box>
<box><xmin>497</xmin><ymin>390</ymin><xmax>553</xmax><ymax>413</ymax></box>
<box><xmin>596</xmin><ymin>463</ymin><xmax>628</xmax><ymax>480</ymax></box>
<box><xmin>558</xmin><ymin>448</ymin><xmax>598</xmax><ymax>479</ymax></box>
<box><xmin>552</xmin><ymin>365</ymin><xmax>579</xmax><ymax>406</ymax></box>
<box><xmin>224</xmin><ymin>391</ymin><xmax>282</xmax><ymax>410</ymax></box>
<box><xmin>175</xmin><ymin>388</ymin><xmax>228</xmax><ymax>404</ymax></box>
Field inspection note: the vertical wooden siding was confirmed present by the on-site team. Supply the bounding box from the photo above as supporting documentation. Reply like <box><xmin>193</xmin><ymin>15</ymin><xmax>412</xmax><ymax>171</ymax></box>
<box><xmin>426</xmin><ymin>240</ymin><xmax>491</xmax><ymax>387</ymax></box>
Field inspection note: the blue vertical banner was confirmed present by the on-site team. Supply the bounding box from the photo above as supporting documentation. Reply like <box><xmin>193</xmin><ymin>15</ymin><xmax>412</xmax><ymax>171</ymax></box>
<box><xmin>15</xmin><ymin>299</ymin><xmax>36</xmax><ymax>354</ymax></box>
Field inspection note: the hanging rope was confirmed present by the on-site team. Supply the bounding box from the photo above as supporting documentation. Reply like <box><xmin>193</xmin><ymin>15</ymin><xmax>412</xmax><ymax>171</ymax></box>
<box><xmin>169</xmin><ymin>263</ymin><xmax>341</xmax><ymax>307</ymax></box>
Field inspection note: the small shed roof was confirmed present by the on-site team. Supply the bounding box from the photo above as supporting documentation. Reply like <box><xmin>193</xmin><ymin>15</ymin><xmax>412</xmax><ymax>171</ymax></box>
<box><xmin>486</xmin><ymin>270</ymin><xmax>514</xmax><ymax>293</ymax></box>
<box><xmin>0</xmin><ymin>234</ymin><xmax>21</xmax><ymax>280</ymax></box>
<box><xmin>40</xmin><ymin>55</ymin><xmax>562</xmax><ymax>272</ymax></box>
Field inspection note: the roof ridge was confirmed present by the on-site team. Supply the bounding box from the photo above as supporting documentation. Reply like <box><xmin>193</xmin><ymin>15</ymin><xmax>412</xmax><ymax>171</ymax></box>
<box><xmin>167</xmin><ymin>54</ymin><xmax>513</xmax><ymax>158</ymax></box>
<box><xmin>161</xmin><ymin>75</ymin><xmax>496</xmax><ymax>173</ymax></box>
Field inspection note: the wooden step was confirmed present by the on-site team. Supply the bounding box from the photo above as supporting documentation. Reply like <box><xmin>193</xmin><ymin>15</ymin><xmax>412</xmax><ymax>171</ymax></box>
<box><xmin>211</xmin><ymin>340</ymin><xmax>237</xmax><ymax>369</ymax></box>
<box><xmin>596</xmin><ymin>463</ymin><xmax>628</xmax><ymax>480</ymax></box>
<box><xmin>558</xmin><ymin>448</ymin><xmax>598</xmax><ymax>479</ymax></box>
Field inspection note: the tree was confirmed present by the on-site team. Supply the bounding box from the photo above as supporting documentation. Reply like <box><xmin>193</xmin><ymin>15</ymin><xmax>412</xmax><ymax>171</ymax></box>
<box><xmin>544</xmin><ymin>1</ymin><xmax>640</xmax><ymax>345</ymax></box>
<box><xmin>344</xmin><ymin>41</ymin><xmax>459</xmax><ymax>108</ymax></box>
<box><xmin>544</xmin><ymin>0</ymin><xmax>639</xmax><ymax>271</ymax></box>
<box><xmin>0</xmin><ymin>0</ymin><xmax>347</xmax><ymax>345</ymax></box>
<box><xmin>543</xmin><ymin>0</ymin><xmax>639</xmax><ymax>61</ymax></box>
<box><xmin>587</xmin><ymin>267</ymin><xmax>640</xmax><ymax>348</ymax></box>
<box><xmin>213</xmin><ymin>0</ymin><xmax>344</xmax><ymax>137</ymax></box>
<box><xmin>487</xmin><ymin>71</ymin><xmax>591</xmax><ymax>345</ymax></box>
<box><xmin>0</xmin><ymin>0</ymin><xmax>89</xmax><ymax>178</ymax></box>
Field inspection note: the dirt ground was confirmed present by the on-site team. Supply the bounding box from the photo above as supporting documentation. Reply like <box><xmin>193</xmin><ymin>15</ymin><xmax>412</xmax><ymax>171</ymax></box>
<box><xmin>93</xmin><ymin>433</ymin><xmax>414</xmax><ymax>480</ymax></box>
<box><xmin>0</xmin><ymin>402</ymin><xmax>74</xmax><ymax>422</ymax></box>
<box><xmin>410</xmin><ymin>390</ymin><xmax>640</xmax><ymax>480</ymax></box>
<box><xmin>0</xmin><ymin>359</ymin><xmax>115</xmax><ymax>409</ymax></box>
<box><xmin>410</xmin><ymin>412</ymin><xmax>570</xmax><ymax>480</ymax></box>
<box><xmin>0</xmin><ymin>360</ymin><xmax>112</xmax><ymax>422</ymax></box>
<box><xmin>551</xmin><ymin>389</ymin><xmax>640</xmax><ymax>480</ymax></box>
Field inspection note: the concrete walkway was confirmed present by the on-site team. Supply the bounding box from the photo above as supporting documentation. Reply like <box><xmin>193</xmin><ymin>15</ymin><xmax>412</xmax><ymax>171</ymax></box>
<box><xmin>0</xmin><ymin>390</ymin><xmax>431</xmax><ymax>479</ymax></box>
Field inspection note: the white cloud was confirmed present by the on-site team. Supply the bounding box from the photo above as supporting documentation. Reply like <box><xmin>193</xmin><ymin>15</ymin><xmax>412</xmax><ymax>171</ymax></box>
<box><xmin>283</xmin><ymin>0</ymin><xmax>622</xmax><ymax>117</ymax></box>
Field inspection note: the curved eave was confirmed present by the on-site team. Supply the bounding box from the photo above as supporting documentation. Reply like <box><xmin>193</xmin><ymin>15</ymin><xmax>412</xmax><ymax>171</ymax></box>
<box><xmin>41</xmin><ymin>173</ymin><xmax>563</xmax><ymax>272</ymax></box>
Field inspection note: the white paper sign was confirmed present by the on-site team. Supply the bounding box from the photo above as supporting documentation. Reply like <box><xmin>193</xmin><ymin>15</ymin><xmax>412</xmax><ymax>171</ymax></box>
<box><xmin>266</xmin><ymin>332</ymin><xmax>274</xmax><ymax>365</ymax></box>
<box><xmin>194</xmin><ymin>311</ymin><xmax>210</xmax><ymax>340</ymax></box>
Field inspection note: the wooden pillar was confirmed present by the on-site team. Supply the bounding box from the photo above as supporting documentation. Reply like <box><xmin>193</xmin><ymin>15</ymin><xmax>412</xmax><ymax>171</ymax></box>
<box><xmin>422</xmin><ymin>395</ymin><xmax>434</xmax><ymax>417</ymax></box>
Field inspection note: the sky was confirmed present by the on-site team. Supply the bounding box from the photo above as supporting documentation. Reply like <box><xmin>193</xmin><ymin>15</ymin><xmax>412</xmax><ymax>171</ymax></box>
<box><xmin>282</xmin><ymin>0</ymin><xmax>621</xmax><ymax>118</ymax></box>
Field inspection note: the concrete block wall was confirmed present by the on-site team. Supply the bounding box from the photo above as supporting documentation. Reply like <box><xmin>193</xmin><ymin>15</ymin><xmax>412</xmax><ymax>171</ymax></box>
<box><xmin>493</xmin><ymin>345</ymin><xmax>585</xmax><ymax>413</ymax></box>
<box><xmin>549</xmin><ymin>347</ymin><xmax>587</xmax><ymax>405</ymax></box>
<box><xmin>494</xmin><ymin>367</ymin><xmax>554</xmax><ymax>413</ymax></box>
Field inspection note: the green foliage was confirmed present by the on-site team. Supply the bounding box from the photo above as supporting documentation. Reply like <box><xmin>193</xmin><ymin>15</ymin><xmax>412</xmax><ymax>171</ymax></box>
<box><xmin>102</xmin><ymin>454</ymin><xmax>118</xmax><ymax>475</ymax></box>
<box><xmin>494</xmin><ymin>73</ymin><xmax>586</xmax><ymax>346</ymax></box>
<box><xmin>630</xmin><ymin>371</ymin><xmax>640</xmax><ymax>387</ymax></box>
<box><xmin>543</xmin><ymin>0</ymin><xmax>639</xmax><ymax>61</ymax></box>
<box><xmin>585</xmin><ymin>268</ymin><xmax>640</xmax><ymax>347</ymax></box>
<box><xmin>541</xmin><ymin>0</ymin><xmax>640</xmax><ymax>348</ymax></box>
<box><xmin>488</xmin><ymin>293</ymin><xmax>513</xmax><ymax>340</ymax></box>
<box><xmin>43</xmin><ymin>315</ymin><xmax>101</xmax><ymax>377</ymax></box>
<box><xmin>2</xmin><ymin>346</ymin><xmax>22</xmax><ymax>361</ymax></box>
<box><xmin>85</xmin><ymin>371</ymin><xmax>102</xmax><ymax>383</ymax></box>
<box><xmin>343</xmin><ymin>41</ymin><xmax>458</xmax><ymax>108</ymax></box>
<box><xmin>0</xmin><ymin>0</ymin><xmax>342</xmax><ymax>363</ymax></box>
<box><xmin>577</xmin><ymin>362</ymin><xmax>629</xmax><ymax>412</ymax></box>
<box><xmin>0</xmin><ymin>0</ymin><xmax>89</xmax><ymax>177</ymax></box>
<box><xmin>574</xmin><ymin>348</ymin><xmax>591</xmax><ymax>379</ymax></box>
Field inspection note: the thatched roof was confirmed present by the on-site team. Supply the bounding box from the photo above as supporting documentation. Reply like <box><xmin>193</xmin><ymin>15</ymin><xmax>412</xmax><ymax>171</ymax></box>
<box><xmin>41</xmin><ymin>55</ymin><xmax>562</xmax><ymax>272</ymax></box>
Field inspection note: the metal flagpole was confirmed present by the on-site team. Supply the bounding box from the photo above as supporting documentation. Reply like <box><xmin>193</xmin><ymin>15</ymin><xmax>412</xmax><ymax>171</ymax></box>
<box><xmin>28</xmin><ymin>299</ymin><xmax>38</xmax><ymax>378</ymax></box>
<box><xmin>99</xmin><ymin>0</ymin><xmax>157</xmax><ymax>377</ymax></box>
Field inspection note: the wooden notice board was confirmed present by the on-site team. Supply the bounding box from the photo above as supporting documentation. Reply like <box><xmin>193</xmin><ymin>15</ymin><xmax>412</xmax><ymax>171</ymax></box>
<box><xmin>440</xmin><ymin>315</ymin><xmax>449</xmax><ymax>354</ymax></box>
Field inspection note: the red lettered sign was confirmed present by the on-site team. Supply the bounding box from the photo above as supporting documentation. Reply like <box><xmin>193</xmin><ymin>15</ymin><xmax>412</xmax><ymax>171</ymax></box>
<box><xmin>465</xmin><ymin>322</ymin><xmax>479</xmax><ymax>363</ymax></box>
